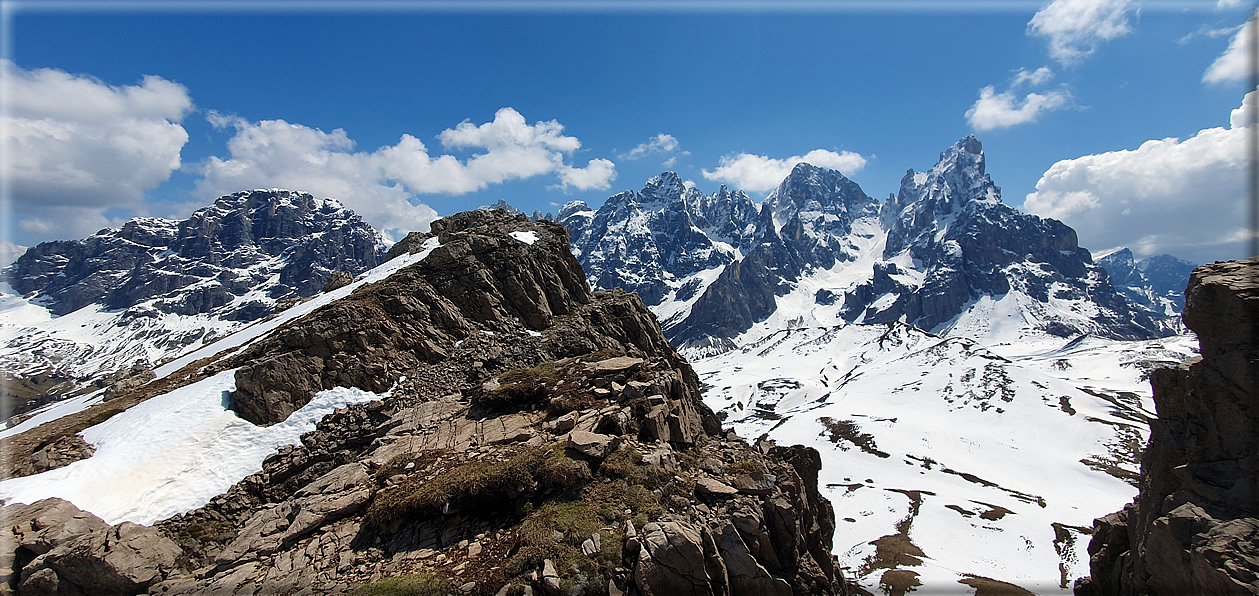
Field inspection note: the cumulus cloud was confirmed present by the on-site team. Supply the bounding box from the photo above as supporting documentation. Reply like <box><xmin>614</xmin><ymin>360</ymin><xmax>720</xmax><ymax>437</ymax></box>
<box><xmin>701</xmin><ymin>149</ymin><xmax>867</xmax><ymax>192</ymax></box>
<box><xmin>1217</xmin><ymin>0</ymin><xmax>1244</xmax><ymax>8</ymax></box>
<box><xmin>1012</xmin><ymin>66</ymin><xmax>1055</xmax><ymax>87</ymax></box>
<box><xmin>556</xmin><ymin>158</ymin><xmax>618</xmax><ymax>192</ymax></box>
<box><xmin>966</xmin><ymin>67</ymin><xmax>1071</xmax><ymax>131</ymax></box>
<box><xmin>966</xmin><ymin>86</ymin><xmax>1072</xmax><ymax>131</ymax></box>
<box><xmin>0</xmin><ymin>241</ymin><xmax>26</xmax><ymax>268</ymax></box>
<box><xmin>1023</xmin><ymin>91</ymin><xmax>1253</xmax><ymax>263</ymax></box>
<box><xmin>197</xmin><ymin>107</ymin><xmax>615</xmax><ymax>236</ymax></box>
<box><xmin>1</xmin><ymin>60</ymin><xmax>192</xmax><ymax>234</ymax></box>
<box><xmin>1203</xmin><ymin>18</ymin><xmax>1253</xmax><ymax>84</ymax></box>
<box><xmin>1028</xmin><ymin>0</ymin><xmax>1135</xmax><ymax>66</ymax></box>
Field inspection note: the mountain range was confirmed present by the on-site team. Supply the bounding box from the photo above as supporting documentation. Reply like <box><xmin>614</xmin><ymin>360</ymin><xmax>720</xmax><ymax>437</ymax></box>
<box><xmin>560</xmin><ymin>136</ymin><xmax>1185</xmax><ymax>357</ymax></box>
<box><xmin>0</xmin><ymin>136</ymin><xmax>1215</xmax><ymax>594</ymax></box>
<box><xmin>1</xmin><ymin>189</ymin><xmax>385</xmax><ymax>419</ymax></box>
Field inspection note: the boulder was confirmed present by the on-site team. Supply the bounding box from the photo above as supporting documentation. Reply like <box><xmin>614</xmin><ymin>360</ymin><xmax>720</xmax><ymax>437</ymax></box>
<box><xmin>633</xmin><ymin>521</ymin><xmax>726</xmax><ymax>596</ymax></box>
<box><xmin>322</xmin><ymin>270</ymin><xmax>354</xmax><ymax>293</ymax></box>
<box><xmin>24</xmin><ymin>522</ymin><xmax>183</xmax><ymax>594</ymax></box>
<box><xmin>566</xmin><ymin>431</ymin><xmax>618</xmax><ymax>460</ymax></box>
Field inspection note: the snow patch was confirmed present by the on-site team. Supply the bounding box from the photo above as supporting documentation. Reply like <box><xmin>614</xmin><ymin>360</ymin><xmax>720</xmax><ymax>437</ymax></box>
<box><xmin>0</xmin><ymin>369</ymin><xmax>387</xmax><ymax>525</ymax></box>
<box><xmin>509</xmin><ymin>230</ymin><xmax>539</xmax><ymax>245</ymax></box>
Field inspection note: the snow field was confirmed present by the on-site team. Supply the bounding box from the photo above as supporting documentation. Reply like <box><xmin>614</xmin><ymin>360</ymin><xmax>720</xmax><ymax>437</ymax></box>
<box><xmin>695</xmin><ymin>323</ymin><xmax>1166</xmax><ymax>594</ymax></box>
<box><xmin>0</xmin><ymin>370</ymin><xmax>389</xmax><ymax>525</ymax></box>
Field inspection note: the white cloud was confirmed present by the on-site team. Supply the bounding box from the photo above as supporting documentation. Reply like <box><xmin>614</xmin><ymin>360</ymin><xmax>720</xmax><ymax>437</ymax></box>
<box><xmin>1028</xmin><ymin>0</ymin><xmax>1135</xmax><ymax>65</ymax></box>
<box><xmin>1217</xmin><ymin>0</ymin><xmax>1244</xmax><ymax>8</ymax></box>
<box><xmin>1023</xmin><ymin>90</ymin><xmax>1253</xmax><ymax>263</ymax></box>
<box><xmin>556</xmin><ymin>158</ymin><xmax>617</xmax><ymax>192</ymax></box>
<box><xmin>1204</xmin><ymin>18</ymin><xmax>1253</xmax><ymax>84</ymax></box>
<box><xmin>701</xmin><ymin>149</ymin><xmax>867</xmax><ymax>192</ymax></box>
<box><xmin>1177</xmin><ymin>23</ymin><xmax>1242</xmax><ymax>45</ymax></box>
<box><xmin>1</xmin><ymin>60</ymin><xmax>192</xmax><ymax>219</ymax></box>
<box><xmin>1012</xmin><ymin>66</ymin><xmax>1055</xmax><ymax>87</ymax></box>
<box><xmin>965</xmin><ymin>85</ymin><xmax>1072</xmax><ymax>131</ymax></box>
<box><xmin>619</xmin><ymin>133</ymin><xmax>689</xmax><ymax>168</ymax></box>
<box><xmin>621</xmin><ymin>133</ymin><xmax>680</xmax><ymax>160</ymax></box>
<box><xmin>197</xmin><ymin>107</ymin><xmax>614</xmax><ymax>236</ymax></box>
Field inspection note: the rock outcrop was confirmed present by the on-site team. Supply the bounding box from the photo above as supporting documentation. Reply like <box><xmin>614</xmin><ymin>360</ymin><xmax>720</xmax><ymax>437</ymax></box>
<box><xmin>0</xmin><ymin>209</ymin><xmax>854</xmax><ymax>595</ymax></box>
<box><xmin>1077</xmin><ymin>257</ymin><xmax>1259</xmax><ymax>595</ymax></box>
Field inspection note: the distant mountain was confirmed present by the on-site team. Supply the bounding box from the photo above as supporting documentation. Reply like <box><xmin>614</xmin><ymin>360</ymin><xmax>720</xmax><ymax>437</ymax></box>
<box><xmin>1096</xmin><ymin>248</ymin><xmax>1195</xmax><ymax>329</ymax></box>
<box><xmin>1</xmin><ymin>189</ymin><xmax>387</xmax><ymax>415</ymax></box>
<box><xmin>561</xmin><ymin>136</ymin><xmax>1175</xmax><ymax>354</ymax></box>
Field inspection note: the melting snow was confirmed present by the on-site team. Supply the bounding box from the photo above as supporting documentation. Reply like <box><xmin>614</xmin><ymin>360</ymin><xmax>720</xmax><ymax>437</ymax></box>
<box><xmin>0</xmin><ymin>369</ymin><xmax>388</xmax><ymax>525</ymax></box>
<box><xmin>694</xmin><ymin>323</ymin><xmax>1190</xmax><ymax>593</ymax></box>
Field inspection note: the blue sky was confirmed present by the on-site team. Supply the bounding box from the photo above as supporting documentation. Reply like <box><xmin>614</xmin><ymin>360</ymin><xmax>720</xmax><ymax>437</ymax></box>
<box><xmin>2</xmin><ymin>0</ymin><xmax>1254</xmax><ymax>264</ymax></box>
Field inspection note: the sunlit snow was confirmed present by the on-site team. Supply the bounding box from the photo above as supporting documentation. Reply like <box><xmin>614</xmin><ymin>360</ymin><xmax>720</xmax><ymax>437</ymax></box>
<box><xmin>0</xmin><ymin>370</ymin><xmax>389</xmax><ymax>525</ymax></box>
<box><xmin>509</xmin><ymin>230</ymin><xmax>539</xmax><ymax>245</ymax></box>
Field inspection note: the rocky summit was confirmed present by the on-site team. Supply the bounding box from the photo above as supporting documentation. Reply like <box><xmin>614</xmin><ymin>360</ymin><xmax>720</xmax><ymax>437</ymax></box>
<box><xmin>1077</xmin><ymin>257</ymin><xmax>1259</xmax><ymax>594</ymax></box>
<box><xmin>0</xmin><ymin>210</ymin><xmax>853</xmax><ymax>595</ymax></box>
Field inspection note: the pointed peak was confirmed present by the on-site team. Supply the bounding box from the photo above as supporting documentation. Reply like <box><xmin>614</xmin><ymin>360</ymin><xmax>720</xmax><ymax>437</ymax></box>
<box><xmin>955</xmin><ymin>135</ymin><xmax>982</xmax><ymax>155</ymax></box>
<box><xmin>645</xmin><ymin>170</ymin><xmax>683</xmax><ymax>188</ymax></box>
<box><xmin>933</xmin><ymin>136</ymin><xmax>987</xmax><ymax>179</ymax></box>
<box><xmin>641</xmin><ymin>171</ymin><xmax>685</xmax><ymax>200</ymax></box>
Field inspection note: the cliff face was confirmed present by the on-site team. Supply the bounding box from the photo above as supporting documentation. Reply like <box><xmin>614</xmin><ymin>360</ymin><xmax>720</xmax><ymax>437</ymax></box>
<box><xmin>1078</xmin><ymin>257</ymin><xmax>1259</xmax><ymax>595</ymax></box>
<box><xmin>0</xmin><ymin>210</ymin><xmax>854</xmax><ymax>596</ymax></box>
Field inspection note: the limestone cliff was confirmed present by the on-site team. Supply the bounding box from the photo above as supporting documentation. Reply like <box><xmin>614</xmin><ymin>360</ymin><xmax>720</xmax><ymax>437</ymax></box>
<box><xmin>1</xmin><ymin>210</ymin><xmax>856</xmax><ymax>596</ymax></box>
<box><xmin>1077</xmin><ymin>257</ymin><xmax>1259</xmax><ymax>594</ymax></box>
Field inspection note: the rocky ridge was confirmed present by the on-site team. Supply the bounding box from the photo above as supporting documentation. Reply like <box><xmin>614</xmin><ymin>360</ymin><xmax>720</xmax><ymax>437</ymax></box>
<box><xmin>1077</xmin><ymin>257</ymin><xmax>1259</xmax><ymax>594</ymax></box>
<box><xmin>0</xmin><ymin>210</ymin><xmax>853</xmax><ymax>595</ymax></box>
<box><xmin>1</xmin><ymin>190</ymin><xmax>387</xmax><ymax>419</ymax></box>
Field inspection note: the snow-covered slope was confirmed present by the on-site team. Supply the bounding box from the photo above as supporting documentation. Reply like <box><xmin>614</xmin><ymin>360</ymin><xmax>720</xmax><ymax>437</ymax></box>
<box><xmin>1</xmin><ymin>190</ymin><xmax>387</xmax><ymax>422</ymax></box>
<box><xmin>0</xmin><ymin>238</ymin><xmax>443</xmax><ymax>523</ymax></box>
<box><xmin>695</xmin><ymin>322</ymin><xmax>1197</xmax><ymax>593</ymax></box>
<box><xmin>555</xmin><ymin>135</ymin><xmax>1199</xmax><ymax>593</ymax></box>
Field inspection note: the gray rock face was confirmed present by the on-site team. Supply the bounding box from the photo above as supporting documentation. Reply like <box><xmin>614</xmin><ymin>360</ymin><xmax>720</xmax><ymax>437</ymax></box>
<box><xmin>8</xmin><ymin>189</ymin><xmax>385</xmax><ymax>317</ymax></box>
<box><xmin>633</xmin><ymin>521</ymin><xmax>724</xmax><ymax>595</ymax></box>
<box><xmin>562</xmin><ymin>172</ymin><xmax>756</xmax><ymax>307</ymax></box>
<box><xmin>1078</xmin><ymin>257</ymin><xmax>1259</xmax><ymax>595</ymax></box>
<box><xmin>0</xmin><ymin>499</ymin><xmax>184</xmax><ymax>596</ymax></box>
<box><xmin>2</xmin><ymin>190</ymin><xmax>388</xmax><ymax>418</ymax></box>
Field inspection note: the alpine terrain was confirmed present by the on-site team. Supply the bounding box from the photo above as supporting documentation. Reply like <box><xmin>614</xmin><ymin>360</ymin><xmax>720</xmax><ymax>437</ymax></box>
<box><xmin>0</xmin><ymin>135</ymin><xmax>1228</xmax><ymax>595</ymax></box>
<box><xmin>0</xmin><ymin>189</ymin><xmax>387</xmax><ymax>426</ymax></box>
<box><xmin>561</xmin><ymin>136</ymin><xmax>1202</xmax><ymax>593</ymax></box>
<box><xmin>0</xmin><ymin>210</ymin><xmax>853</xmax><ymax>595</ymax></box>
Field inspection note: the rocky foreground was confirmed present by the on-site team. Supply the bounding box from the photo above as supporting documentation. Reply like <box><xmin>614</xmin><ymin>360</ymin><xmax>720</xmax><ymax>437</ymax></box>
<box><xmin>1077</xmin><ymin>257</ymin><xmax>1259</xmax><ymax>594</ymax></box>
<box><xmin>0</xmin><ymin>210</ymin><xmax>855</xmax><ymax>595</ymax></box>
